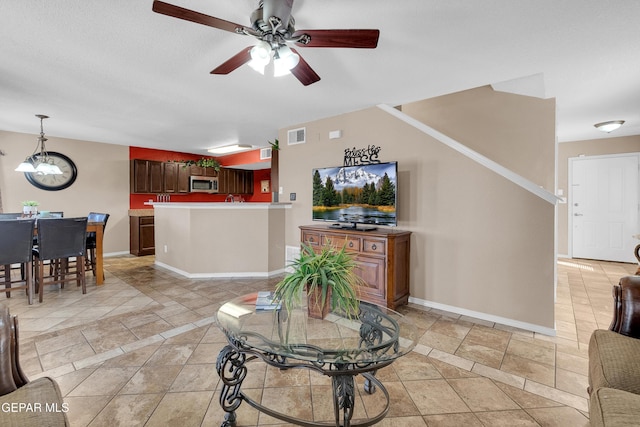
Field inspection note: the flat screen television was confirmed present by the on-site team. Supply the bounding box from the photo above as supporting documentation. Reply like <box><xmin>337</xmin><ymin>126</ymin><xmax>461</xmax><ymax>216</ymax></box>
<box><xmin>312</xmin><ymin>161</ymin><xmax>398</xmax><ymax>230</ymax></box>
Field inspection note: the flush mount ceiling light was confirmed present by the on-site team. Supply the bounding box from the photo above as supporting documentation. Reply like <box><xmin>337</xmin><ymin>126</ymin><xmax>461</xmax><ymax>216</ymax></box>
<box><xmin>15</xmin><ymin>114</ymin><xmax>63</xmax><ymax>175</ymax></box>
<box><xmin>208</xmin><ymin>144</ymin><xmax>253</xmax><ymax>155</ymax></box>
<box><xmin>594</xmin><ymin>120</ymin><xmax>625</xmax><ymax>133</ymax></box>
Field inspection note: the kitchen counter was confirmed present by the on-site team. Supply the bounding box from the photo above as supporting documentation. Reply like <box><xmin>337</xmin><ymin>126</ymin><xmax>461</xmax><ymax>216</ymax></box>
<box><xmin>153</xmin><ymin>203</ymin><xmax>291</xmax><ymax>277</ymax></box>
<box><xmin>128</xmin><ymin>209</ymin><xmax>154</xmax><ymax>217</ymax></box>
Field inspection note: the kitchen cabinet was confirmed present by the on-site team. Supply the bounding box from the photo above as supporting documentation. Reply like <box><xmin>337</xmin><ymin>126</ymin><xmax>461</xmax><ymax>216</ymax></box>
<box><xmin>130</xmin><ymin>216</ymin><xmax>155</xmax><ymax>256</ymax></box>
<box><xmin>299</xmin><ymin>225</ymin><xmax>411</xmax><ymax>309</ymax></box>
<box><xmin>163</xmin><ymin>162</ymin><xmax>190</xmax><ymax>193</ymax></box>
<box><xmin>131</xmin><ymin>160</ymin><xmax>191</xmax><ymax>194</ymax></box>
<box><xmin>130</xmin><ymin>159</ymin><xmax>163</xmax><ymax>194</ymax></box>
<box><xmin>189</xmin><ymin>165</ymin><xmax>217</xmax><ymax>177</ymax></box>
<box><xmin>218</xmin><ymin>168</ymin><xmax>254</xmax><ymax>195</ymax></box>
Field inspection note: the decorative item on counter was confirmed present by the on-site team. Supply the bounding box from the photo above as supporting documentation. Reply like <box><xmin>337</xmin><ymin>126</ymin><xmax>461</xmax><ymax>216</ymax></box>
<box><xmin>274</xmin><ymin>242</ymin><xmax>363</xmax><ymax>320</ymax></box>
<box><xmin>21</xmin><ymin>200</ymin><xmax>39</xmax><ymax>217</ymax></box>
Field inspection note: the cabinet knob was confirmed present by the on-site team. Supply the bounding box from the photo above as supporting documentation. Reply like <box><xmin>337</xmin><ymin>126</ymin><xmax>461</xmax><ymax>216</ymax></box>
<box><xmin>371</xmin><ymin>244</ymin><xmax>377</xmax><ymax>251</ymax></box>
<box><xmin>349</xmin><ymin>241</ymin><xmax>354</xmax><ymax>248</ymax></box>
<box><xmin>309</xmin><ymin>237</ymin><xmax>314</xmax><ymax>243</ymax></box>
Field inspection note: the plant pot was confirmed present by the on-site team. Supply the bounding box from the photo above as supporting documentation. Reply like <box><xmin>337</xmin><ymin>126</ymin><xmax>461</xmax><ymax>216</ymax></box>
<box><xmin>23</xmin><ymin>206</ymin><xmax>37</xmax><ymax>217</ymax></box>
<box><xmin>307</xmin><ymin>286</ymin><xmax>331</xmax><ymax>320</ymax></box>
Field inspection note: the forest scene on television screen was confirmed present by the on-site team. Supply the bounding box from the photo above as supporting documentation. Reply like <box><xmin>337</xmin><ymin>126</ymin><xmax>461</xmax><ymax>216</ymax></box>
<box><xmin>312</xmin><ymin>164</ymin><xmax>397</xmax><ymax>225</ymax></box>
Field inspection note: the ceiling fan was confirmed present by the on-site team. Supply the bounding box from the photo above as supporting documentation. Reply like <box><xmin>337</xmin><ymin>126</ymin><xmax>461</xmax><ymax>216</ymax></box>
<box><xmin>152</xmin><ymin>0</ymin><xmax>380</xmax><ymax>86</ymax></box>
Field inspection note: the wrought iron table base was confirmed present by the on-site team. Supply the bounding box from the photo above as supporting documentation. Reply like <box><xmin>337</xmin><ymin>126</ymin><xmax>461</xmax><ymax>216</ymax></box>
<box><xmin>216</xmin><ymin>344</ymin><xmax>391</xmax><ymax>427</ymax></box>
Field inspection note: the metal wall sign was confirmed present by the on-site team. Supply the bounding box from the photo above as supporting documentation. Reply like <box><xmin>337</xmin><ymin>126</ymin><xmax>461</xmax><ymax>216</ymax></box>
<box><xmin>344</xmin><ymin>145</ymin><xmax>381</xmax><ymax>166</ymax></box>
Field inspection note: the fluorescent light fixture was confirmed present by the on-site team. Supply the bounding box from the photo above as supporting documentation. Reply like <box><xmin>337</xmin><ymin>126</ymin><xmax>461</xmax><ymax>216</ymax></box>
<box><xmin>594</xmin><ymin>120</ymin><xmax>625</xmax><ymax>133</ymax></box>
<box><xmin>207</xmin><ymin>144</ymin><xmax>253</xmax><ymax>155</ymax></box>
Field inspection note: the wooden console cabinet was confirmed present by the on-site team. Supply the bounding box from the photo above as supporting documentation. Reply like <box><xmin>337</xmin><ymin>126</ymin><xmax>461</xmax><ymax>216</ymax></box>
<box><xmin>300</xmin><ymin>225</ymin><xmax>411</xmax><ymax>309</ymax></box>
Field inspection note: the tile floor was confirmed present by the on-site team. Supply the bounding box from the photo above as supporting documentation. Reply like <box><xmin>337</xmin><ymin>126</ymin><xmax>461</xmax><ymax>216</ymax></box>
<box><xmin>2</xmin><ymin>255</ymin><xmax>636</xmax><ymax>426</ymax></box>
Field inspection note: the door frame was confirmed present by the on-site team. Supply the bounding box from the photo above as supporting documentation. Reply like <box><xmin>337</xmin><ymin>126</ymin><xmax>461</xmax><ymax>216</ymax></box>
<box><xmin>568</xmin><ymin>152</ymin><xmax>640</xmax><ymax>261</ymax></box>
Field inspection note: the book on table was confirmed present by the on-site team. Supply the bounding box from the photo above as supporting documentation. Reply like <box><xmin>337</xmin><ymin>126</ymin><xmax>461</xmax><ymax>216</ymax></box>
<box><xmin>256</xmin><ymin>291</ymin><xmax>281</xmax><ymax>311</ymax></box>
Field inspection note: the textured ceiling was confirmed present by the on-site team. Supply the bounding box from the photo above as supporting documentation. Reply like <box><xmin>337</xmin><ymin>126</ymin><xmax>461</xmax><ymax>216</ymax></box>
<box><xmin>0</xmin><ymin>0</ymin><xmax>639</xmax><ymax>156</ymax></box>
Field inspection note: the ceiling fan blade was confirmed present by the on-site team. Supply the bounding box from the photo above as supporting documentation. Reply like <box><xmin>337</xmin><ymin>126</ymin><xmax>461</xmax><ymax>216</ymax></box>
<box><xmin>290</xmin><ymin>49</ymin><xmax>321</xmax><ymax>86</ymax></box>
<box><xmin>210</xmin><ymin>47</ymin><xmax>253</xmax><ymax>75</ymax></box>
<box><xmin>292</xmin><ymin>29</ymin><xmax>380</xmax><ymax>48</ymax></box>
<box><xmin>152</xmin><ymin>0</ymin><xmax>244</xmax><ymax>34</ymax></box>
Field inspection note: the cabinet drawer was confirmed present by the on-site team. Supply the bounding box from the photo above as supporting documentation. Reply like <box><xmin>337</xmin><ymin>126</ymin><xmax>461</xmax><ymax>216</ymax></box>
<box><xmin>302</xmin><ymin>231</ymin><xmax>321</xmax><ymax>246</ymax></box>
<box><xmin>140</xmin><ymin>216</ymin><xmax>154</xmax><ymax>225</ymax></box>
<box><xmin>363</xmin><ymin>238</ymin><xmax>385</xmax><ymax>255</ymax></box>
<box><xmin>322</xmin><ymin>234</ymin><xmax>361</xmax><ymax>252</ymax></box>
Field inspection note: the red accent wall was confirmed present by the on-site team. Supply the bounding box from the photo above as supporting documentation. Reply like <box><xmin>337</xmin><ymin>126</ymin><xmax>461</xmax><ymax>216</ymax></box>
<box><xmin>129</xmin><ymin>147</ymin><xmax>272</xmax><ymax>208</ymax></box>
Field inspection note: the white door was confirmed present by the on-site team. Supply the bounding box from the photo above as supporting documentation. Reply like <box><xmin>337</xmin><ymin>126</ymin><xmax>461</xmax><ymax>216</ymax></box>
<box><xmin>570</xmin><ymin>154</ymin><xmax>639</xmax><ymax>263</ymax></box>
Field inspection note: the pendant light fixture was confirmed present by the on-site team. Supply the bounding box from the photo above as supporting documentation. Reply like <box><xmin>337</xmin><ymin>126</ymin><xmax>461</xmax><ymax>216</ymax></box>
<box><xmin>15</xmin><ymin>114</ymin><xmax>63</xmax><ymax>175</ymax></box>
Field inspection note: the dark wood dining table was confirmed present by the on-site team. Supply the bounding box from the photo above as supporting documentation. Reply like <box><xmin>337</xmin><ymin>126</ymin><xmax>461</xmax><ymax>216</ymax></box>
<box><xmin>86</xmin><ymin>221</ymin><xmax>105</xmax><ymax>285</ymax></box>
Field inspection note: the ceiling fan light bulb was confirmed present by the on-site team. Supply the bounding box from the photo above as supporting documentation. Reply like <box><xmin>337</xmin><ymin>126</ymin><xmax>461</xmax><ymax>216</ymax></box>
<box><xmin>250</xmin><ymin>41</ymin><xmax>272</xmax><ymax>62</ymax></box>
<box><xmin>247</xmin><ymin>59</ymin><xmax>266</xmax><ymax>75</ymax></box>
<box><xmin>273</xmin><ymin>57</ymin><xmax>291</xmax><ymax>77</ymax></box>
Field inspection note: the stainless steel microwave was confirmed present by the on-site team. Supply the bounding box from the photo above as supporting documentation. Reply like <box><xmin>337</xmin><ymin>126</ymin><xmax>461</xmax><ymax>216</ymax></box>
<box><xmin>189</xmin><ymin>176</ymin><xmax>218</xmax><ymax>193</ymax></box>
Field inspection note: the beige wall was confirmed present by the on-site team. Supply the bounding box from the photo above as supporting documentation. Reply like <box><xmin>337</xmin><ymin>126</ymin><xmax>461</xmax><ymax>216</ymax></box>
<box><xmin>154</xmin><ymin>204</ymin><xmax>287</xmax><ymax>276</ymax></box>
<box><xmin>278</xmin><ymin>86</ymin><xmax>556</xmax><ymax>331</ymax></box>
<box><xmin>0</xmin><ymin>130</ymin><xmax>130</xmax><ymax>254</ymax></box>
<box><xmin>557</xmin><ymin>135</ymin><xmax>640</xmax><ymax>255</ymax></box>
<box><xmin>402</xmin><ymin>86</ymin><xmax>556</xmax><ymax>192</ymax></box>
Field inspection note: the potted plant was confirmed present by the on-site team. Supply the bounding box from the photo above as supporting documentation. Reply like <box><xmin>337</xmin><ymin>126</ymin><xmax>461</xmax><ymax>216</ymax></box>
<box><xmin>274</xmin><ymin>242</ymin><xmax>363</xmax><ymax>319</ymax></box>
<box><xmin>21</xmin><ymin>200</ymin><xmax>39</xmax><ymax>216</ymax></box>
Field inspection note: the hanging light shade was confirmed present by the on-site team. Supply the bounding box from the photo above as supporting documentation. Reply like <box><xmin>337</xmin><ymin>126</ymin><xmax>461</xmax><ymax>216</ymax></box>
<box><xmin>273</xmin><ymin>45</ymin><xmax>300</xmax><ymax>77</ymax></box>
<box><xmin>15</xmin><ymin>114</ymin><xmax>62</xmax><ymax>175</ymax></box>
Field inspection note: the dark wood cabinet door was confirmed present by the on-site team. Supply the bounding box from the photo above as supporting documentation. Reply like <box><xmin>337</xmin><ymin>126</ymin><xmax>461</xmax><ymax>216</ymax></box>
<box><xmin>148</xmin><ymin>161</ymin><xmax>163</xmax><ymax>194</ymax></box>
<box><xmin>131</xmin><ymin>159</ymin><xmax>150</xmax><ymax>193</ymax></box>
<box><xmin>190</xmin><ymin>165</ymin><xmax>204</xmax><ymax>176</ymax></box>
<box><xmin>177</xmin><ymin>164</ymin><xmax>190</xmax><ymax>192</ymax></box>
<box><xmin>130</xmin><ymin>216</ymin><xmax>155</xmax><ymax>256</ymax></box>
<box><xmin>218</xmin><ymin>168</ymin><xmax>231</xmax><ymax>194</ymax></box>
<box><xmin>243</xmin><ymin>170</ymin><xmax>254</xmax><ymax>194</ymax></box>
<box><xmin>163</xmin><ymin>162</ymin><xmax>178</xmax><ymax>193</ymax></box>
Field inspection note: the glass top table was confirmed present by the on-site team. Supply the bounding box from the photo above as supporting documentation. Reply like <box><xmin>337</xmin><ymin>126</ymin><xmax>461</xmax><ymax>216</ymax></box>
<box><xmin>215</xmin><ymin>293</ymin><xmax>418</xmax><ymax>427</ymax></box>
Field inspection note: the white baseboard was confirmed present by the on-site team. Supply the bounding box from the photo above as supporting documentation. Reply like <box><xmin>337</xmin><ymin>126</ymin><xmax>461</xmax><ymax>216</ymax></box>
<box><xmin>408</xmin><ymin>296</ymin><xmax>556</xmax><ymax>336</ymax></box>
<box><xmin>154</xmin><ymin>261</ymin><xmax>285</xmax><ymax>279</ymax></box>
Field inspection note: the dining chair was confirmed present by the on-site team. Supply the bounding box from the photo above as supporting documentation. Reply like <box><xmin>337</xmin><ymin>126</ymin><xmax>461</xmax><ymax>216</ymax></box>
<box><xmin>85</xmin><ymin>212</ymin><xmax>109</xmax><ymax>277</ymax></box>
<box><xmin>0</xmin><ymin>219</ymin><xmax>36</xmax><ymax>305</ymax></box>
<box><xmin>33</xmin><ymin>217</ymin><xmax>88</xmax><ymax>303</ymax></box>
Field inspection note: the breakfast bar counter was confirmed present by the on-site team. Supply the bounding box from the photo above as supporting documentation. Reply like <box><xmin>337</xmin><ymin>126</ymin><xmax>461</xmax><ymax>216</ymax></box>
<box><xmin>153</xmin><ymin>203</ymin><xmax>290</xmax><ymax>278</ymax></box>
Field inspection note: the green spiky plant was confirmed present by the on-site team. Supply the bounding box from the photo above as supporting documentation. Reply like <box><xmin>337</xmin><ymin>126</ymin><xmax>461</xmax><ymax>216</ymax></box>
<box><xmin>274</xmin><ymin>242</ymin><xmax>363</xmax><ymax>319</ymax></box>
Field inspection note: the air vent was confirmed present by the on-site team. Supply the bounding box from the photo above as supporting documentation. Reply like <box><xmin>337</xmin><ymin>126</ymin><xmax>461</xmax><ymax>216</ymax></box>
<box><xmin>287</xmin><ymin>127</ymin><xmax>306</xmax><ymax>145</ymax></box>
<box><xmin>260</xmin><ymin>147</ymin><xmax>272</xmax><ymax>160</ymax></box>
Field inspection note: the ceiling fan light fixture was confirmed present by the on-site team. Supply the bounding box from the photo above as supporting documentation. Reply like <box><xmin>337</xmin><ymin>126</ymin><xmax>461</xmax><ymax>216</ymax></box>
<box><xmin>250</xmin><ymin>41</ymin><xmax>272</xmax><ymax>63</ymax></box>
<box><xmin>247</xmin><ymin>59</ymin><xmax>266</xmax><ymax>75</ymax></box>
<box><xmin>207</xmin><ymin>144</ymin><xmax>253</xmax><ymax>155</ymax></box>
<box><xmin>273</xmin><ymin>45</ymin><xmax>299</xmax><ymax>77</ymax></box>
<box><xmin>594</xmin><ymin>120</ymin><xmax>625</xmax><ymax>133</ymax></box>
